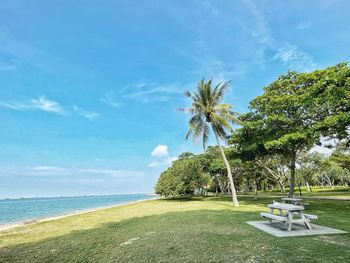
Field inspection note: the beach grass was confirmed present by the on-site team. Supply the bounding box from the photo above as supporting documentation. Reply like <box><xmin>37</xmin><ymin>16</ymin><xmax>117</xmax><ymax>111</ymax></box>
<box><xmin>1</xmin><ymin>194</ymin><xmax>350</xmax><ymax>262</ymax></box>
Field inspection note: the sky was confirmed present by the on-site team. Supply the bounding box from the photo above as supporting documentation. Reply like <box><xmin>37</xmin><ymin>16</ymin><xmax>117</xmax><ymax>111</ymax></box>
<box><xmin>1</xmin><ymin>0</ymin><xmax>350</xmax><ymax>198</ymax></box>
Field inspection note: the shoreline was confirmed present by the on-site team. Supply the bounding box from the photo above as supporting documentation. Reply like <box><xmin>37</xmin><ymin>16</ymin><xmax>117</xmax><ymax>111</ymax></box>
<box><xmin>0</xmin><ymin>193</ymin><xmax>157</xmax><ymax>201</ymax></box>
<box><xmin>0</xmin><ymin>197</ymin><xmax>158</xmax><ymax>232</ymax></box>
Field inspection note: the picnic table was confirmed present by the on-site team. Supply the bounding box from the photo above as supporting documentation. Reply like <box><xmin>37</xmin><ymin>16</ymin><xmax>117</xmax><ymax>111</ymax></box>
<box><xmin>281</xmin><ymin>197</ymin><xmax>303</xmax><ymax>205</ymax></box>
<box><xmin>260</xmin><ymin>202</ymin><xmax>317</xmax><ymax>231</ymax></box>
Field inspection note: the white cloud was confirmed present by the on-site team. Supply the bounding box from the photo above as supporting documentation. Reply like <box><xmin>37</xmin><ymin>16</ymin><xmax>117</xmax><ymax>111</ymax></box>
<box><xmin>243</xmin><ymin>0</ymin><xmax>316</xmax><ymax>71</ymax></box>
<box><xmin>30</xmin><ymin>166</ymin><xmax>70</xmax><ymax>176</ymax></box>
<box><xmin>0</xmin><ymin>96</ymin><xmax>100</xmax><ymax>120</ymax></box>
<box><xmin>0</xmin><ymin>166</ymin><xmax>144</xmax><ymax>178</ymax></box>
<box><xmin>76</xmin><ymin>168</ymin><xmax>144</xmax><ymax>177</ymax></box>
<box><xmin>0</xmin><ymin>95</ymin><xmax>65</xmax><ymax>114</ymax></box>
<box><xmin>191</xmin><ymin>54</ymin><xmax>249</xmax><ymax>83</ymax></box>
<box><xmin>124</xmin><ymin>82</ymin><xmax>184</xmax><ymax>103</ymax></box>
<box><xmin>102</xmin><ymin>82</ymin><xmax>186</xmax><ymax>105</ymax></box>
<box><xmin>0</xmin><ymin>101</ymin><xmax>24</xmax><ymax>110</ymax></box>
<box><xmin>149</xmin><ymin>144</ymin><xmax>178</xmax><ymax>168</ymax></box>
<box><xmin>151</xmin><ymin>144</ymin><xmax>169</xmax><ymax>158</ymax></box>
<box><xmin>31</xmin><ymin>166</ymin><xmax>67</xmax><ymax>172</ymax></box>
<box><xmin>0</xmin><ymin>31</ymin><xmax>83</xmax><ymax>75</ymax></box>
<box><xmin>100</xmin><ymin>92</ymin><xmax>122</xmax><ymax>108</ymax></box>
<box><xmin>272</xmin><ymin>42</ymin><xmax>316</xmax><ymax>71</ymax></box>
<box><xmin>32</xmin><ymin>96</ymin><xmax>65</xmax><ymax>114</ymax></box>
<box><xmin>73</xmin><ymin>106</ymin><xmax>99</xmax><ymax>119</ymax></box>
<box><xmin>177</xmin><ymin>0</ymin><xmax>315</xmax><ymax>84</ymax></box>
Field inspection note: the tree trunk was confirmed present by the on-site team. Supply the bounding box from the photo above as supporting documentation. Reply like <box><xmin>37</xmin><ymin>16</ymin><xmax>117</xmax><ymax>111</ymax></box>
<box><xmin>279</xmin><ymin>181</ymin><xmax>285</xmax><ymax>194</ymax></box>
<box><xmin>216</xmin><ymin>174</ymin><xmax>225</xmax><ymax>194</ymax></box>
<box><xmin>213</xmin><ymin>129</ymin><xmax>239</xmax><ymax>207</ymax></box>
<box><xmin>305</xmin><ymin>181</ymin><xmax>311</xmax><ymax>192</ymax></box>
<box><xmin>254</xmin><ymin>180</ymin><xmax>258</xmax><ymax>200</ymax></box>
<box><xmin>288</xmin><ymin>151</ymin><xmax>297</xmax><ymax>198</ymax></box>
<box><xmin>256</xmin><ymin>160</ymin><xmax>286</xmax><ymax>194</ymax></box>
<box><xmin>226</xmin><ymin>184</ymin><xmax>231</xmax><ymax>195</ymax></box>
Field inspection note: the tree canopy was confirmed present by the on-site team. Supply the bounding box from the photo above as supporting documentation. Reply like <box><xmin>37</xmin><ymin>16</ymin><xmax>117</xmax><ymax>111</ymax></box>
<box><xmin>155</xmin><ymin>62</ymin><xmax>350</xmax><ymax>198</ymax></box>
<box><xmin>155</xmin><ymin>158</ymin><xmax>209</xmax><ymax>197</ymax></box>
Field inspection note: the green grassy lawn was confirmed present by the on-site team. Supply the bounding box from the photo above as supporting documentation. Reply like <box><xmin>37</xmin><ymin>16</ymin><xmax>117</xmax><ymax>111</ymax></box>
<box><xmin>1</xmin><ymin>195</ymin><xmax>349</xmax><ymax>263</ymax></box>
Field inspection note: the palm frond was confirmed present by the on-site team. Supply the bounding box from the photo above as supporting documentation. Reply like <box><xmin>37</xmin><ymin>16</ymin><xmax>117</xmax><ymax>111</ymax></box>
<box><xmin>211</xmin><ymin>113</ymin><xmax>233</xmax><ymax>133</ymax></box>
<box><xmin>202</xmin><ymin>123</ymin><xmax>209</xmax><ymax>150</ymax></box>
<box><xmin>212</xmin><ymin>82</ymin><xmax>222</xmax><ymax>97</ymax></box>
<box><xmin>185</xmin><ymin>90</ymin><xmax>194</xmax><ymax>98</ymax></box>
<box><xmin>178</xmin><ymin>107</ymin><xmax>194</xmax><ymax>114</ymax></box>
<box><xmin>193</xmin><ymin>116</ymin><xmax>205</xmax><ymax>143</ymax></box>
<box><xmin>213</xmin><ymin>81</ymin><xmax>230</xmax><ymax>102</ymax></box>
<box><xmin>212</xmin><ymin>124</ymin><xmax>228</xmax><ymax>143</ymax></box>
<box><xmin>181</xmin><ymin>79</ymin><xmax>239</xmax><ymax>148</ymax></box>
<box><xmin>185</xmin><ymin>114</ymin><xmax>202</xmax><ymax>140</ymax></box>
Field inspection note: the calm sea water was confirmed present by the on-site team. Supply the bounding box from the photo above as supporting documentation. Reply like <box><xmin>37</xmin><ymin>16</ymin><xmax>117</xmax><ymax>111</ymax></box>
<box><xmin>0</xmin><ymin>194</ymin><xmax>155</xmax><ymax>225</ymax></box>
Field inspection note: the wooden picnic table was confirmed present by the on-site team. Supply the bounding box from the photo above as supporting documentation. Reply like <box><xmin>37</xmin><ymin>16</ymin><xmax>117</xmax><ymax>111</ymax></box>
<box><xmin>265</xmin><ymin>203</ymin><xmax>312</xmax><ymax>231</ymax></box>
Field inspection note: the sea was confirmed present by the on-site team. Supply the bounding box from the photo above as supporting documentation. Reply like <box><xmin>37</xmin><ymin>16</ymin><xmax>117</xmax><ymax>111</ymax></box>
<box><xmin>0</xmin><ymin>194</ymin><xmax>155</xmax><ymax>225</ymax></box>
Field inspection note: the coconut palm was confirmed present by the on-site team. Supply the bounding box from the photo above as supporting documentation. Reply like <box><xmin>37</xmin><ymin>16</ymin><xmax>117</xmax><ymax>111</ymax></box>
<box><xmin>181</xmin><ymin>79</ymin><xmax>240</xmax><ymax>206</ymax></box>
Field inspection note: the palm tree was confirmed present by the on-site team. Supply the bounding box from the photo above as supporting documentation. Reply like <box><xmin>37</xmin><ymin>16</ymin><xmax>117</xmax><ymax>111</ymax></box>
<box><xmin>181</xmin><ymin>79</ymin><xmax>240</xmax><ymax>207</ymax></box>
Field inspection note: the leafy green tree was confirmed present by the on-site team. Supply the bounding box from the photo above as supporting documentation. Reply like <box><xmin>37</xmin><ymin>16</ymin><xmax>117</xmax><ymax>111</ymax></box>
<box><xmin>307</xmin><ymin>63</ymin><xmax>350</xmax><ymax>140</ymax></box>
<box><xmin>296</xmin><ymin>152</ymin><xmax>323</xmax><ymax>192</ymax></box>
<box><xmin>181</xmin><ymin>79</ymin><xmax>240</xmax><ymax>206</ymax></box>
<box><xmin>231</xmin><ymin>63</ymin><xmax>350</xmax><ymax>195</ymax></box>
<box><xmin>177</xmin><ymin>152</ymin><xmax>195</xmax><ymax>160</ymax></box>
<box><xmin>210</xmin><ymin>157</ymin><xmax>230</xmax><ymax>194</ymax></box>
<box><xmin>236</xmin><ymin>160</ymin><xmax>264</xmax><ymax>199</ymax></box>
<box><xmin>247</xmin><ymin>72</ymin><xmax>320</xmax><ymax>197</ymax></box>
<box><xmin>317</xmin><ymin>159</ymin><xmax>350</xmax><ymax>188</ymax></box>
<box><xmin>193</xmin><ymin>146</ymin><xmax>233</xmax><ymax>195</ymax></box>
<box><xmin>155</xmin><ymin>158</ymin><xmax>207</xmax><ymax>197</ymax></box>
<box><xmin>330</xmin><ymin>141</ymin><xmax>350</xmax><ymax>174</ymax></box>
<box><xmin>230</xmin><ymin>114</ymin><xmax>288</xmax><ymax>193</ymax></box>
<box><xmin>199</xmin><ymin>146</ymin><xmax>230</xmax><ymax>194</ymax></box>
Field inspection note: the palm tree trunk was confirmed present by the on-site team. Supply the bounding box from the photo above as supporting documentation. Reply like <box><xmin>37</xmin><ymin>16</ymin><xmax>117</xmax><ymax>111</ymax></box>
<box><xmin>212</xmin><ymin>129</ymin><xmax>239</xmax><ymax>207</ymax></box>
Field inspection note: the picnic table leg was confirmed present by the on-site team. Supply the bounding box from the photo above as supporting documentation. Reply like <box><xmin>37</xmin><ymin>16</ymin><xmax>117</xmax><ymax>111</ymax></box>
<box><xmin>300</xmin><ymin>211</ymin><xmax>312</xmax><ymax>230</ymax></box>
<box><xmin>287</xmin><ymin>212</ymin><xmax>293</xmax><ymax>231</ymax></box>
<box><xmin>268</xmin><ymin>207</ymin><xmax>274</xmax><ymax>223</ymax></box>
<box><xmin>278</xmin><ymin>209</ymin><xmax>283</xmax><ymax>216</ymax></box>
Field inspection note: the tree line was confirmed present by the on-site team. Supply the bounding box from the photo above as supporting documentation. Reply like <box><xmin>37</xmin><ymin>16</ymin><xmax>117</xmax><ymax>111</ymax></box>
<box><xmin>155</xmin><ymin>63</ymin><xmax>350</xmax><ymax>206</ymax></box>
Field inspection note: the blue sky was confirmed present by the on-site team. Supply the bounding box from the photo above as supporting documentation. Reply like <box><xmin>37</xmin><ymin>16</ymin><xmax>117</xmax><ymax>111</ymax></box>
<box><xmin>1</xmin><ymin>0</ymin><xmax>349</xmax><ymax>198</ymax></box>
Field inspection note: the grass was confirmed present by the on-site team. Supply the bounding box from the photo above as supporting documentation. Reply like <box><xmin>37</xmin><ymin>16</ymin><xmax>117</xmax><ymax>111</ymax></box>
<box><xmin>0</xmin><ymin>195</ymin><xmax>349</xmax><ymax>262</ymax></box>
<box><xmin>243</xmin><ymin>186</ymin><xmax>350</xmax><ymax>199</ymax></box>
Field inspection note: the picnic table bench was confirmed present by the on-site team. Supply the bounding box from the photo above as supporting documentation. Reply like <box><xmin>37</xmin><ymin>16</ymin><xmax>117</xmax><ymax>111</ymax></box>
<box><xmin>260</xmin><ymin>202</ymin><xmax>317</xmax><ymax>231</ymax></box>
